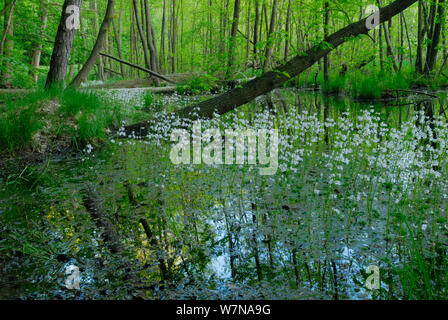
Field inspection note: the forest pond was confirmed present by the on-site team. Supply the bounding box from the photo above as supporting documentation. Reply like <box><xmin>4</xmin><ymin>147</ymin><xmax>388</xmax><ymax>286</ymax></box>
<box><xmin>1</xmin><ymin>88</ymin><xmax>448</xmax><ymax>300</ymax></box>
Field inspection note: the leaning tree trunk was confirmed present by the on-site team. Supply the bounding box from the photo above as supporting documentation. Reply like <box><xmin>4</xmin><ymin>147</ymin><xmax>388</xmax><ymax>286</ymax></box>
<box><xmin>70</xmin><ymin>0</ymin><xmax>115</xmax><ymax>88</ymax></box>
<box><xmin>415</xmin><ymin>0</ymin><xmax>424</xmax><ymax>73</ymax></box>
<box><xmin>123</xmin><ymin>0</ymin><xmax>418</xmax><ymax>137</ymax></box>
<box><xmin>263</xmin><ymin>0</ymin><xmax>278</xmax><ymax>70</ymax></box>
<box><xmin>144</xmin><ymin>0</ymin><xmax>159</xmax><ymax>73</ymax></box>
<box><xmin>91</xmin><ymin>0</ymin><xmax>105</xmax><ymax>81</ymax></box>
<box><xmin>45</xmin><ymin>0</ymin><xmax>82</xmax><ymax>89</ymax></box>
<box><xmin>424</xmin><ymin>0</ymin><xmax>445</xmax><ymax>76</ymax></box>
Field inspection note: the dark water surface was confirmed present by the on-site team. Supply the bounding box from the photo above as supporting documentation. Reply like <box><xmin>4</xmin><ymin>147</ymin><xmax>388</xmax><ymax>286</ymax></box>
<box><xmin>1</xmin><ymin>89</ymin><xmax>448</xmax><ymax>300</ymax></box>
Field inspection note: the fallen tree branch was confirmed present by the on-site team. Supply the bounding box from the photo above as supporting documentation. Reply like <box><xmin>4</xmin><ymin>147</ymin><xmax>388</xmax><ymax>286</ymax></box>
<box><xmin>99</xmin><ymin>52</ymin><xmax>178</xmax><ymax>84</ymax></box>
<box><xmin>384</xmin><ymin>89</ymin><xmax>438</xmax><ymax>98</ymax></box>
<box><xmin>238</xmin><ymin>29</ymin><xmax>254</xmax><ymax>45</ymax></box>
<box><xmin>0</xmin><ymin>0</ymin><xmax>15</xmax><ymax>17</ymax></box>
<box><xmin>123</xmin><ymin>0</ymin><xmax>418</xmax><ymax>137</ymax></box>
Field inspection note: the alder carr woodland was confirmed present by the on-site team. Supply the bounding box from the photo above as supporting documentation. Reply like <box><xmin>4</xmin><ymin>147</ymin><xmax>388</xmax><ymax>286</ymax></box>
<box><xmin>2</xmin><ymin>0</ymin><xmax>448</xmax><ymax>301</ymax></box>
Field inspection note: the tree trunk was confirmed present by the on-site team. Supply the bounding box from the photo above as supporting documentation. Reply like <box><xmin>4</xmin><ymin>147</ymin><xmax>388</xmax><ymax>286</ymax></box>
<box><xmin>263</xmin><ymin>0</ymin><xmax>278</xmax><ymax>70</ymax></box>
<box><xmin>170</xmin><ymin>0</ymin><xmax>177</xmax><ymax>73</ymax></box>
<box><xmin>160</xmin><ymin>0</ymin><xmax>167</xmax><ymax>72</ymax></box>
<box><xmin>124</xmin><ymin>0</ymin><xmax>418</xmax><ymax>136</ymax></box>
<box><xmin>284</xmin><ymin>0</ymin><xmax>292</xmax><ymax>61</ymax></box>
<box><xmin>323</xmin><ymin>1</ymin><xmax>330</xmax><ymax>88</ymax></box>
<box><xmin>91</xmin><ymin>0</ymin><xmax>104</xmax><ymax>81</ymax></box>
<box><xmin>226</xmin><ymin>0</ymin><xmax>241</xmax><ymax>78</ymax></box>
<box><xmin>378</xmin><ymin>0</ymin><xmax>399</xmax><ymax>72</ymax></box>
<box><xmin>415</xmin><ymin>0</ymin><xmax>424</xmax><ymax>73</ymax></box>
<box><xmin>30</xmin><ymin>0</ymin><xmax>49</xmax><ymax>83</ymax></box>
<box><xmin>45</xmin><ymin>0</ymin><xmax>82</xmax><ymax>89</ymax></box>
<box><xmin>0</xmin><ymin>0</ymin><xmax>16</xmax><ymax>57</ymax></box>
<box><xmin>424</xmin><ymin>0</ymin><xmax>445</xmax><ymax>76</ymax></box>
<box><xmin>132</xmin><ymin>0</ymin><xmax>152</xmax><ymax>72</ymax></box>
<box><xmin>0</xmin><ymin>0</ymin><xmax>16</xmax><ymax>87</ymax></box>
<box><xmin>98</xmin><ymin>52</ymin><xmax>177</xmax><ymax>84</ymax></box>
<box><xmin>253</xmin><ymin>0</ymin><xmax>260</xmax><ymax>63</ymax></box>
<box><xmin>70</xmin><ymin>0</ymin><xmax>115</xmax><ymax>88</ymax></box>
<box><xmin>112</xmin><ymin>7</ymin><xmax>125</xmax><ymax>77</ymax></box>
<box><xmin>144</xmin><ymin>0</ymin><xmax>160</xmax><ymax>74</ymax></box>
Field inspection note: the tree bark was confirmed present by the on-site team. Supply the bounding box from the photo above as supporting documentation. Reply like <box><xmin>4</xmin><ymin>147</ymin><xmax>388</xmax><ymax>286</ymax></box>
<box><xmin>0</xmin><ymin>0</ymin><xmax>16</xmax><ymax>57</ymax></box>
<box><xmin>323</xmin><ymin>1</ymin><xmax>330</xmax><ymax>87</ymax></box>
<box><xmin>144</xmin><ymin>0</ymin><xmax>160</xmax><ymax>73</ymax></box>
<box><xmin>160</xmin><ymin>0</ymin><xmax>167</xmax><ymax>72</ymax></box>
<box><xmin>69</xmin><ymin>0</ymin><xmax>115</xmax><ymax>88</ymax></box>
<box><xmin>124</xmin><ymin>0</ymin><xmax>418</xmax><ymax>136</ymax></box>
<box><xmin>91</xmin><ymin>0</ymin><xmax>104</xmax><ymax>81</ymax></box>
<box><xmin>0</xmin><ymin>0</ymin><xmax>16</xmax><ymax>87</ymax></box>
<box><xmin>112</xmin><ymin>8</ymin><xmax>125</xmax><ymax>77</ymax></box>
<box><xmin>263</xmin><ymin>0</ymin><xmax>278</xmax><ymax>70</ymax></box>
<box><xmin>424</xmin><ymin>0</ymin><xmax>445</xmax><ymax>76</ymax></box>
<box><xmin>132</xmin><ymin>0</ymin><xmax>152</xmax><ymax>72</ymax></box>
<box><xmin>378</xmin><ymin>0</ymin><xmax>399</xmax><ymax>72</ymax></box>
<box><xmin>45</xmin><ymin>0</ymin><xmax>82</xmax><ymax>89</ymax></box>
<box><xmin>253</xmin><ymin>0</ymin><xmax>260</xmax><ymax>62</ymax></box>
<box><xmin>284</xmin><ymin>0</ymin><xmax>292</xmax><ymax>62</ymax></box>
<box><xmin>415</xmin><ymin>0</ymin><xmax>424</xmax><ymax>73</ymax></box>
<box><xmin>30</xmin><ymin>0</ymin><xmax>49</xmax><ymax>83</ymax></box>
<box><xmin>226</xmin><ymin>0</ymin><xmax>241</xmax><ymax>78</ymax></box>
<box><xmin>99</xmin><ymin>52</ymin><xmax>177</xmax><ymax>84</ymax></box>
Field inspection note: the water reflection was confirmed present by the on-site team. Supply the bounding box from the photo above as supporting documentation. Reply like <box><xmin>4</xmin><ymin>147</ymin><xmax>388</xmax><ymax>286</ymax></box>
<box><xmin>2</xmin><ymin>89</ymin><xmax>447</xmax><ymax>300</ymax></box>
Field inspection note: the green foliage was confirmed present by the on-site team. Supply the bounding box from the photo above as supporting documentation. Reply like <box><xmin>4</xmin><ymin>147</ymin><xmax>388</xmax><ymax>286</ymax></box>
<box><xmin>143</xmin><ymin>91</ymin><xmax>154</xmax><ymax>107</ymax></box>
<box><xmin>176</xmin><ymin>75</ymin><xmax>217</xmax><ymax>95</ymax></box>
<box><xmin>322</xmin><ymin>75</ymin><xmax>346</xmax><ymax>94</ymax></box>
<box><xmin>0</xmin><ymin>88</ymin><xmax>121</xmax><ymax>153</ymax></box>
<box><xmin>58</xmin><ymin>89</ymin><xmax>122</xmax><ymax>146</ymax></box>
<box><xmin>0</xmin><ymin>103</ymin><xmax>42</xmax><ymax>152</ymax></box>
<box><xmin>351</xmin><ymin>74</ymin><xmax>383</xmax><ymax>99</ymax></box>
<box><xmin>60</xmin><ymin>89</ymin><xmax>104</xmax><ymax>116</ymax></box>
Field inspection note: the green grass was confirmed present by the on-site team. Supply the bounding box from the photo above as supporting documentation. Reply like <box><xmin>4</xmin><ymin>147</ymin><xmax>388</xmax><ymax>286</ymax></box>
<box><xmin>143</xmin><ymin>91</ymin><xmax>154</xmax><ymax>107</ymax></box>
<box><xmin>60</xmin><ymin>89</ymin><xmax>121</xmax><ymax>147</ymax></box>
<box><xmin>351</xmin><ymin>74</ymin><xmax>383</xmax><ymax>99</ymax></box>
<box><xmin>176</xmin><ymin>75</ymin><xmax>217</xmax><ymax>95</ymax></box>
<box><xmin>0</xmin><ymin>88</ymin><xmax>122</xmax><ymax>153</ymax></box>
<box><xmin>323</xmin><ymin>75</ymin><xmax>346</xmax><ymax>94</ymax></box>
<box><xmin>0</xmin><ymin>103</ymin><xmax>42</xmax><ymax>152</ymax></box>
<box><xmin>60</xmin><ymin>88</ymin><xmax>104</xmax><ymax>116</ymax></box>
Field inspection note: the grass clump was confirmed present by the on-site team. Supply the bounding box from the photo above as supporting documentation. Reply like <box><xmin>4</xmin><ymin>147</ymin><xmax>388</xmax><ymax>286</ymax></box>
<box><xmin>0</xmin><ymin>103</ymin><xmax>42</xmax><ymax>152</ymax></box>
<box><xmin>323</xmin><ymin>75</ymin><xmax>346</xmax><ymax>94</ymax></box>
<box><xmin>143</xmin><ymin>91</ymin><xmax>154</xmax><ymax>107</ymax></box>
<box><xmin>351</xmin><ymin>73</ymin><xmax>383</xmax><ymax>99</ymax></box>
<box><xmin>176</xmin><ymin>75</ymin><xmax>217</xmax><ymax>95</ymax></box>
<box><xmin>61</xmin><ymin>90</ymin><xmax>121</xmax><ymax>147</ymax></box>
<box><xmin>0</xmin><ymin>88</ymin><xmax>122</xmax><ymax>154</ymax></box>
<box><xmin>60</xmin><ymin>88</ymin><xmax>103</xmax><ymax>116</ymax></box>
